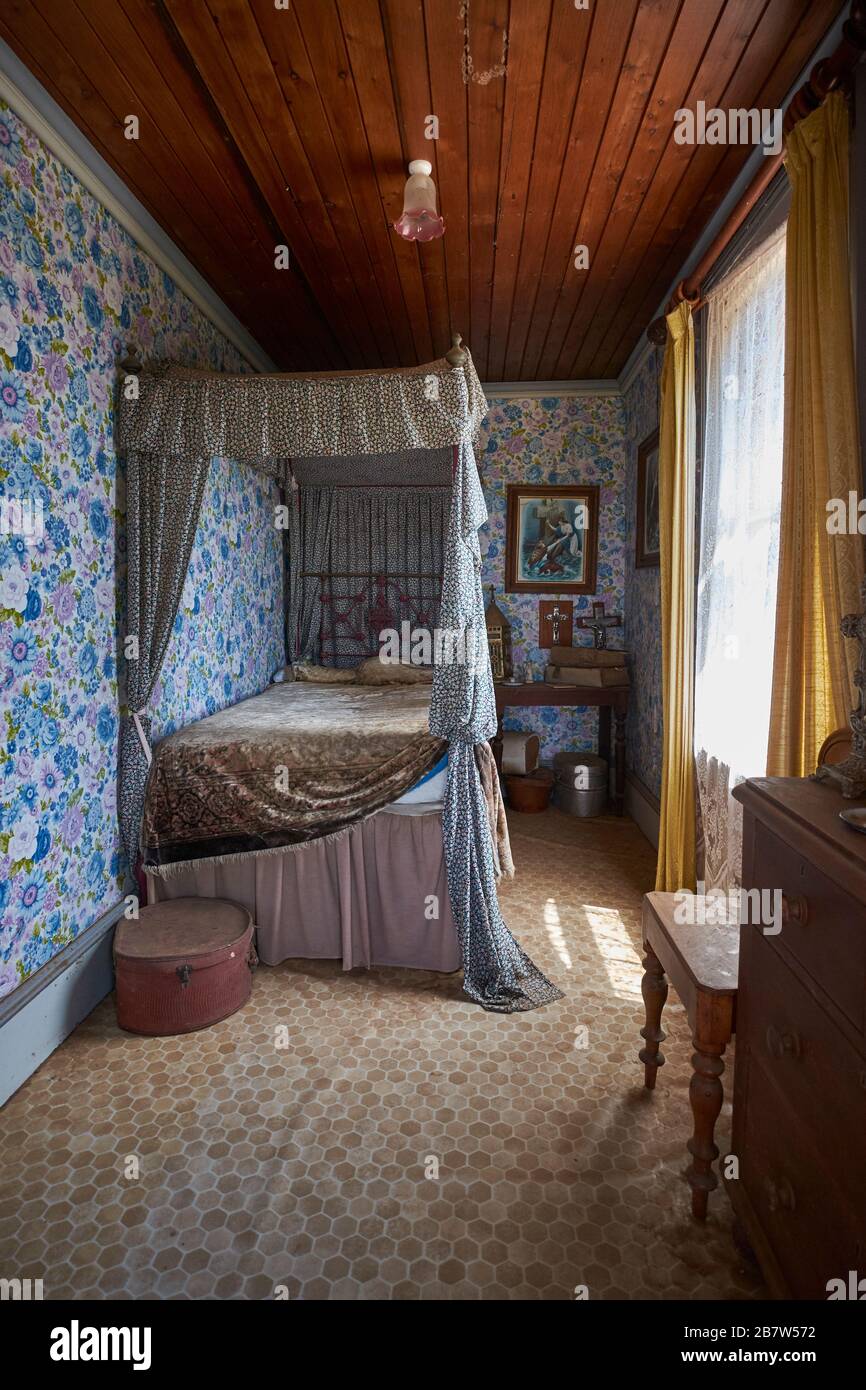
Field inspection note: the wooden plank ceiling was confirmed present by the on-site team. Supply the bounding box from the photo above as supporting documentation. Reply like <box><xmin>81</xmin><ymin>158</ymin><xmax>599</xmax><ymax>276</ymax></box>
<box><xmin>1</xmin><ymin>0</ymin><xmax>844</xmax><ymax>377</ymax></box>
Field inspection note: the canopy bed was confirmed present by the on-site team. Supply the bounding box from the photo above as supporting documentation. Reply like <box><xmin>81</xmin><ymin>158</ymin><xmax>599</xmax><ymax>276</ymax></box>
<box><xmin>117</xmin><ymin>349</ymin><xmax>561</xmax><ymax>1013</ymax></box>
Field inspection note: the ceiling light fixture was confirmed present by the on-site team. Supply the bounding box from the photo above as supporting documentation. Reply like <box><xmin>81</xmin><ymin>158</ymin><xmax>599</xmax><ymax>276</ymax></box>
<box><xmin>393</xmin><ymin>160</ymin><xmax>445</xmax><ymax>242</ymax></box>
<box><xmin>460</xmin><ymin>0</ymin><xmax>508</xmax><ymax>86</ymax></box>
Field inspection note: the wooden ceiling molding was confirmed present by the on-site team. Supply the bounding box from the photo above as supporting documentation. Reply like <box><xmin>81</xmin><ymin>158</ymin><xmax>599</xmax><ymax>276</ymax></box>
<box><xmin>0</xmin><ymin>0</ymin><xmax>846</xmax><ymax>378</ymax></box>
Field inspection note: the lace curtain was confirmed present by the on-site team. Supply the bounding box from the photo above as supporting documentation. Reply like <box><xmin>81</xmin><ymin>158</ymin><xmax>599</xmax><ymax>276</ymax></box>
<box><xmin>695</xmin><ymin>227</ymin><xmax>786</xmax><ymax>889</ymax></box>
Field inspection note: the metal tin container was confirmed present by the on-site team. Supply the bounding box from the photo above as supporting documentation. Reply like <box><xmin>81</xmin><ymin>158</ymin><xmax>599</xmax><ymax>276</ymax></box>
<box><xmin>553</xmin><ymin>751</ymin><xmax>608</xmax><ymax>787</ymax></box>
<box><xmin>554</xmin><ymin>782</ymin><xmax>608</xmax><ymax>817</ymax></box>
<box><xmin>553</xmin><ymin>752</ymin><xmax>608</xmax><ymax>816</ymax></box>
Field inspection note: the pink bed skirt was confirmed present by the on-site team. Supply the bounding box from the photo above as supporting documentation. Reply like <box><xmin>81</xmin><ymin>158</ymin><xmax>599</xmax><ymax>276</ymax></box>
<box><xmin>148</xmin><ymin>809</ymin><xmax>461</xmax><ymax>974</ymax></box>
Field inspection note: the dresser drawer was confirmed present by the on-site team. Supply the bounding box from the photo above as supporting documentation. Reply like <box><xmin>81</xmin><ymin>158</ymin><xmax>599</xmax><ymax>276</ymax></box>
<box><xmin>745</xmin><ymin>933</ymin><xmax>866</xmax><ymax>1215</ymax></box>
<box><xmin>739</xmin><ymin>1055</ymin><xmax>865</xmax><ymax>1299</ymax></box>
<box><xmin>752</xmin><ymin>820</ymin><xmax>866</xmax><ymax>1032</ymax></box>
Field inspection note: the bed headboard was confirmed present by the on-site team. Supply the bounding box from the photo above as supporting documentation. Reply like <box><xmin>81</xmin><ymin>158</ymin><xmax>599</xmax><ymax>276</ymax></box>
<box><xmin>317</xmin><ymin>571</ymin><xmax>442</xmax><ymax>667</ymax></box>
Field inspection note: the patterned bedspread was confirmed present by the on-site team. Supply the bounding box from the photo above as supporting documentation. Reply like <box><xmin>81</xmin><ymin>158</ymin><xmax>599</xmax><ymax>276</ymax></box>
<box><xmin>142</xmin><ymin>681</ymin><xmax>446</xmax><ymax>871</ymax></box>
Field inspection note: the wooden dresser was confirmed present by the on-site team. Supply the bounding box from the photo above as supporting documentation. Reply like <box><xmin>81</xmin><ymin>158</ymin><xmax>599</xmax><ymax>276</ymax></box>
<box><xmin>730</xmin><ymin>777</ymin><xmax>866</xmax><ymax>1298</ymax></box>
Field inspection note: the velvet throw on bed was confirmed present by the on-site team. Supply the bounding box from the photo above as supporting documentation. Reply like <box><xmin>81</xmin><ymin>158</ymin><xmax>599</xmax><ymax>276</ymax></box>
<box><xmin>142</xmin><ymin>682</ymin><xmax>445</xmax><ymax>867</ymax></box>
<box><xmin>117</xmin><ymin>354</ymin><xmax>561</xmax><ymax>1013</ymax></box>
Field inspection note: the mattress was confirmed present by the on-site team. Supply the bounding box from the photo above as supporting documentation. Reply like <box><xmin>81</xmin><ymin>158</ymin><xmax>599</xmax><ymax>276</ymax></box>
<box><xmin>389</xmin><ymin>751</ymin><xmax>448</xmax><ymax>812</ymax></box>
<box><xmin>142</xmin><ymin>680</ymin><xmax>446</xmax><ymax>871</ymax></box>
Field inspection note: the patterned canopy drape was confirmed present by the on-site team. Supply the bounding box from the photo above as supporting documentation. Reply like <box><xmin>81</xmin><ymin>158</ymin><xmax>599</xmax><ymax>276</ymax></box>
<box><xmin>287</xmin><ymin>483</ymin><xmax>333</xmax><ymax>664</ymax></box>
<box><xmin>117</xmin><ymin>353</ymin><xmax>561</xmax><ymax>1012</ymax></box>
<box><xmin>118</xmin><ymin>450</ymin><xmax>210</xmax><ymax>872</ymax></box>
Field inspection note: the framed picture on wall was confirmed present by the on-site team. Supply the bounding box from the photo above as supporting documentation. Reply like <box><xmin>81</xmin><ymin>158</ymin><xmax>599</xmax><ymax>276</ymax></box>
<box><xmin>635</xmin><ymin>428</ymin><xmax>660</xmax><ymax>568</ymax></box>
<box><xmin>504</xmin><ymin>484</ymin><xmax>599</xmax><ymax>594</ymax></box>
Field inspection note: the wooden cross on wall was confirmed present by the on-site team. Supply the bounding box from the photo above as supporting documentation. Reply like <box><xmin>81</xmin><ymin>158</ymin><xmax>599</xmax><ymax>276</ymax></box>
<box><xmin>576</xmin><ymin>601</ymin><xmax>622</xmax><ymax>650</ymax></box>
<box><xmin>539</xmin><ymin>600</ymin><xmax>573</xmax><ymax>647</ymax></box>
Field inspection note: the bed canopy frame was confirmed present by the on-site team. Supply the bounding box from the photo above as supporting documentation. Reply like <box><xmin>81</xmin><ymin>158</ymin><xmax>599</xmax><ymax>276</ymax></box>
<box><xmin>116</xmin><ymin>344</ymin><xmax>561</xmax><ymax>1013</ymax></box>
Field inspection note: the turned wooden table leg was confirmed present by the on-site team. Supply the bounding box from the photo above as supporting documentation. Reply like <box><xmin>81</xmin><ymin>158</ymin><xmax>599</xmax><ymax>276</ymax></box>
<box><xmin>639</xmin><ymin>943</ymin><xmax>667</xmax><ymax>1089</ymax></box>
<box><xmin>686</xmin><ymin>1038</ymin><xmax>726</xmax><ymax>1220</ymax></box>
<box><xmin>613</xmin><ymin>706</ymin><xmax>626</xmax><ymax>816</ymax></box>
<box><xmin>598</xmin><ymin>706</ymin><xmax>612</xmax><ymax>767</ymax></box>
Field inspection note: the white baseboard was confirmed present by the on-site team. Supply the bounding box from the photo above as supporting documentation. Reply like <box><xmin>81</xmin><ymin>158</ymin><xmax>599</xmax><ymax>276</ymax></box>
<box><xmin>0</xmin><ymin>901</ymin><xmax>122</xmax><ymax>1107</ymax></box>
<box><xmin>625</xmin><ymin>774</ymin><xmax>660</xmax><ymax>850</ymax></box>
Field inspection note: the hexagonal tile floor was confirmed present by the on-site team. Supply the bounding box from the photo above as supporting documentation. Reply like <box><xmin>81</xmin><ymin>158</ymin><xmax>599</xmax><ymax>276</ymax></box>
<box><xmin>0</xmin><ymin>807</ymin><xmax>763</xmax><ymax>1300</ymax></box>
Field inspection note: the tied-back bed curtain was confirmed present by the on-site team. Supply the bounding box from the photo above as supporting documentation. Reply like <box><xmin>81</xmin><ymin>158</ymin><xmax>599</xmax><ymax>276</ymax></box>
<box><xmin>117</xmin><ymin>354</ymin><xmax>561</xmax><ymax>1013</ymax></box>
<box><xmin>431</xmin><ymin>440</ymin><xmax>562</xmax><ymax>1011</ymax></box>
<box><xmin>118</xmin><ymin>451</ymin><xmax>210</xmax><ymax>871</ymax></box>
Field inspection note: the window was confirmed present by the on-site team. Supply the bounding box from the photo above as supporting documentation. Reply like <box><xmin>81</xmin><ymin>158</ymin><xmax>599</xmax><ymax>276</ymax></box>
<box><xmin>694</xmin><ymin>225</ymin><xmax>787</xmax><ymax>888</ymax></box>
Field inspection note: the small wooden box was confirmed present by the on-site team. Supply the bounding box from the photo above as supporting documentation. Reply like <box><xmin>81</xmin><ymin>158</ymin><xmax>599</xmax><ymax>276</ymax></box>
<box><xmin>114</xmin><ymin>897</ymin><xmax>256</xmax><ymax>1036</ymax></box>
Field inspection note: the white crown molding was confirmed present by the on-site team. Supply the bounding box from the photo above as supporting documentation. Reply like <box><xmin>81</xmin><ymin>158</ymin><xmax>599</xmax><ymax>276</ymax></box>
<box><xmin>483</xmin><ymin>379</ymin><xmax>621</xmax><ymax>398</ymax></box>
<box><xmin>0</xmin><ymin>38</ymin><xmax>275</xmax><ymax>373</ymax></box>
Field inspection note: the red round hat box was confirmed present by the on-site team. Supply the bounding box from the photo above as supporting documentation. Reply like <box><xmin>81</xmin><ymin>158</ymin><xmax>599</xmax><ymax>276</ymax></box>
<box><xmin>114</xmin><ymin>897</ymin><xmax>256</xmax><ymax>1036</ymax></box>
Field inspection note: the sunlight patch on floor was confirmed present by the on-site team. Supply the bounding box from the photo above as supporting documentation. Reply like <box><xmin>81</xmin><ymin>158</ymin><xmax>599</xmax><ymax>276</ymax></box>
<box><xmin>543</xmin><ymin>896</ymin><xmax>573</xmax><ymax>969</ymax></box>
<box><xmin>583</xmin><ymin>904</ymin><xmax>643</xmax><ymax>1001</ymax></box>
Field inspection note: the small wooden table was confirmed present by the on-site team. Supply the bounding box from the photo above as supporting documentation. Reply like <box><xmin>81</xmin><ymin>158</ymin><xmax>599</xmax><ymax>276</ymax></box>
<box><xmin>640</xmin><ymin>891</ymin><xmax>739</xmax><ymax>1220</ymax></box>
<box><xmin>494</xmin><ymin>680</ymin><xmax>628</xmax><ymax>814</ymax></box>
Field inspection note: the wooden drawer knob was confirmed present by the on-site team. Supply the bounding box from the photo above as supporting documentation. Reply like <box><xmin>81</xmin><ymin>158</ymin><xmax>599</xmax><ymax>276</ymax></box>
<box><xmin>765</xmin><ymin>1025</ymin><xmax>802</xmax><ymax>1060</ymax></box>
<box><xmin>765</xmin><ymin>1175</ymin><xmax>796</xmax><ymax>1213</ymax></box>
<box><xmin>781</xmin><ymin>893</ymin><xmax>809</xmax><ymax>926</ymax></box>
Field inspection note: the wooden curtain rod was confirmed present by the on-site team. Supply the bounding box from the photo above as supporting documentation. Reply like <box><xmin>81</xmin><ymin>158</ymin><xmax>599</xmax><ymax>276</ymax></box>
<box><xmin>118</xmin><ymin>334</ymin><xmax>469</xmax><ymax>377</ymax></box>
<box><xmin>299</xmin><ymin>482</ymin><xmax>452</xmax><ymax>488</ymax></box>
<box><xmin>301</xmin><ymin>572</ymin><xmax>441</xmax><ymax>579</ymax></box>
<box><xmin>647</xmin><ymin>0</ymin><xmax>866</xmax><ymax>344</ymax></box>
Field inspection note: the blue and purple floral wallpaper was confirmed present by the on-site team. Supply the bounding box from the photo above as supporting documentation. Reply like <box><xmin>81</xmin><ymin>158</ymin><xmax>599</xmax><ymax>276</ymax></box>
<box><xmin>479</xmin><ymin>394</ymin><xmax>627</xmax><ymax>762</ymax></box>
<box><xmin>623</xmin><ymin>348</ymin><xmax>663</xmax><ymax>801</ymax></box>
<box><xmin>151</xmin><ymin>463</ymin><xmax>282</xmax><ymax>741</ymax></box>
<box><xmin>0</xmin><ymin>100</ymin><xmax>284</xmax><ymax>1000</ymax></box>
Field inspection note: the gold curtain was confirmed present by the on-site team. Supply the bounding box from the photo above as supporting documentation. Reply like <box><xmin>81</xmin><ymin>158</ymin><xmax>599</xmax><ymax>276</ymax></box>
<box><xmin>767</xmin><ymin>91</ymin><xmax>864</xmax><ymax>777</ymax></box>
<box><xmin>655</xmin><ymin>302</ymin><xmax>697</xmax><ymax>891</ymax></box>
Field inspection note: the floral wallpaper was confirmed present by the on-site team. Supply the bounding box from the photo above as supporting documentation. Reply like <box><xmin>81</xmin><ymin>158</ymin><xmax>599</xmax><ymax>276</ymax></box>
<box><xmin>478</xmin><ymin>395</ymin><xmax>627</xmax><ymax>763</ymax></box>
<box><xmin>151</xmin><ymin>462</ymin><xmax>282</xmax><ymax>741</ymax></box>
<box><xmin>0</xmin><ymin>100</ymin><xmax>284</xmax><ymax>1001</ymax></box>
<box><xmin>622</xmin><ymin>348</ymin><xmax>663</xmax><ymax>801</ymax></box>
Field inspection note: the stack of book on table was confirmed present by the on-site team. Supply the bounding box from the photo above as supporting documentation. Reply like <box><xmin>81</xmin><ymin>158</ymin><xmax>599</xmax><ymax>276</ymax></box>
<box><xmin>544</xmin><ymin>646</ymin><xmax>630</xmax><ymax>687</ymax></box>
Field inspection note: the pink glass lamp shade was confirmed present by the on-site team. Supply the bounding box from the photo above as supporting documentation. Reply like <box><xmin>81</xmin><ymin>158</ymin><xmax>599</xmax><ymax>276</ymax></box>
<box><xmin>393</xmin><ymin>159</ymin><xmax>445</xmax><ymax>242</ymax></box>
